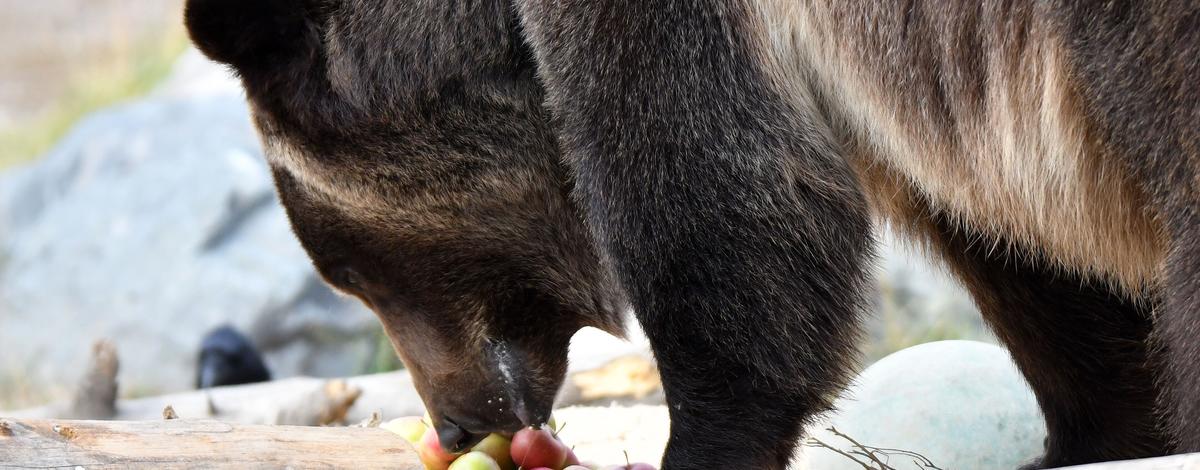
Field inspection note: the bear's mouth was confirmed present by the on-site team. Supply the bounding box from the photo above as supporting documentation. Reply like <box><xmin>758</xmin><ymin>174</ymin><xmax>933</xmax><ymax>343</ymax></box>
<box><xmin>437</xmin><ymin>415</ymin><xmax>490</xmax><ymax>452</ymax></box>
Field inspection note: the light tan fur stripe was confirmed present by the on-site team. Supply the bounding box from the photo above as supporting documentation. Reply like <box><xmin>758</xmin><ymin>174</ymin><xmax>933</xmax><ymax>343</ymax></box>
<box><xmin>754</xmin><ymin>1</ymin><xmax>1164</xmax><ymax>294</ymax></box>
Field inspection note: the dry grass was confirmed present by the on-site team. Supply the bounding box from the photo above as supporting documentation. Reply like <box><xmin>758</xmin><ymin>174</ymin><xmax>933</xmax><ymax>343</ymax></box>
<box><xmin>0</xmin><ymin>0</ymin><xmax>187</xmax><ymax>170</ymax></box>
<box><xmin>0</xmin><ymin>367</ymin><xmax>64</xmax><ymax>412</ymax></box>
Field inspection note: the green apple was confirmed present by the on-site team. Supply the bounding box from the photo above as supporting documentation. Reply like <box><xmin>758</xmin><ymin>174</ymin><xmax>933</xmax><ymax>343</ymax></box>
<box><xmin>470</xmin><ymin>433</ymin><xmax>515</xmax><ymax>470</ymax></box>
<box><xmin>381</xmin><ymin>416</ymin><xmax>427</xmax><ymax>444</ymax></box>
<box><xmin>447</xmin><ymin>451</ymin><xmax>501</xmax><ymax>470</ymax></box>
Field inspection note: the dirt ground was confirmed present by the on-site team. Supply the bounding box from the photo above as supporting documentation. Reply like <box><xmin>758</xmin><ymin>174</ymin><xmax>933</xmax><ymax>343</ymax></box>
<box><xmin>0</xmin><ymin>0</ymin><xmax>183</xmax><ymax>129</ymax></box>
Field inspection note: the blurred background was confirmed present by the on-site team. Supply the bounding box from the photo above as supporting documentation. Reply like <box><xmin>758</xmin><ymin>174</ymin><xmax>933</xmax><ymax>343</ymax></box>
<box><xmin>0</xmin><ymin>1</ymin><xmax>993</xmax><ymax>414</ymax></box>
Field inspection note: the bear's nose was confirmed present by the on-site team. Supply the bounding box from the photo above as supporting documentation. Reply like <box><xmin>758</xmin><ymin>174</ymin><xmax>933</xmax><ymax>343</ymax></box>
<box><xmin>435</xmin><ymin>416</ymin><xmax>488</xmax><ymax>453</ymax></box>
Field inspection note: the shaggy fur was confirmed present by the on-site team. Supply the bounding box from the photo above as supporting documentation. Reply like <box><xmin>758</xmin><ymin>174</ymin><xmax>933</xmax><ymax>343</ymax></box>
<box><xmin>186</xmin><ymin>0</ymin><xmax>1199</xmax><ymax>468</ymax></box>
<box><xmin>754</xmin><ymin>1</ymin><xmax>1165</xmax><ymax>293</ymax></box>
<box><xmin>187</xmin><ymin>0</ymin><xmax>626</xmax><ymax>453</ymax></box>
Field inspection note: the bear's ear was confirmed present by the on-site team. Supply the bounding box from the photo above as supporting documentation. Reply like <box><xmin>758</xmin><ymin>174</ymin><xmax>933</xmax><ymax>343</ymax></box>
<box><xmin>184</xmin><ymin>0</ymin><xmax>319</xmax><ymax>72</ymax></box>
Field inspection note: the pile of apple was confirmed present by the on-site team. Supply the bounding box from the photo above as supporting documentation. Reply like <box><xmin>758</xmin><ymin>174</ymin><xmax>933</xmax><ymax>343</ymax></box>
<box><xmin>381</xmin><ymin>415</ymin><xmax>656</xmax><ymax>470</ymax></box>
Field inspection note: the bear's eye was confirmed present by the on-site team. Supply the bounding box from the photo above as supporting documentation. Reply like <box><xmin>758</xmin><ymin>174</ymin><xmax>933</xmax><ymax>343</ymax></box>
<box><xmin>336</xmin><ymin>267</ymin><xmax>364</xmax><ymax>290</ymax></box>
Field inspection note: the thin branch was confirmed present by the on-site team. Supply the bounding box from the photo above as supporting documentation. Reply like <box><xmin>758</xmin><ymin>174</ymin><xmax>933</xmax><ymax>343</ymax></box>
<box><xmin>862</xmin><ymin>446</ymin><xmax>942</xmax><ymax>469</ymax></box>
<box><xmin>828</xmin><ymin>427</ymin><xmax>893</xmax><ymax>469</ymax></box>
<box><xmin>805</xmin><ymin>427</ymin><xmax>945</xmax><ymax>470</ymax></box>
<box><xmin>805</xmin><ymin>436</ymin><xmax>878</xmax><ymax>470</ymax></box>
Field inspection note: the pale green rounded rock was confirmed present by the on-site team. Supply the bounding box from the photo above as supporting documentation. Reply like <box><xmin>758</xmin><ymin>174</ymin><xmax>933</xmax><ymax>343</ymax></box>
<box><xmin>803</xmin><ymin>340</ymin><xmax>1046</xmax><ymax>470</ymax></box>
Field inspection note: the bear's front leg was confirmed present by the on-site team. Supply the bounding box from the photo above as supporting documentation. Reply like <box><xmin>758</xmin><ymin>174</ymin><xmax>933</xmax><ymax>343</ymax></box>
<box><xmin>516</xmin><ymin>1</ymin><xmax>874</xmax><ymax>467</ymax></box>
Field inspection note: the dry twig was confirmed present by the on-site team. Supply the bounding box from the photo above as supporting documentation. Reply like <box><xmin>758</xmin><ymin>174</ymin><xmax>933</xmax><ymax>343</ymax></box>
<box><xmin>805</xmin><ymin>427</ymin><xmax>944</xmax><ymax>470</ymax></box>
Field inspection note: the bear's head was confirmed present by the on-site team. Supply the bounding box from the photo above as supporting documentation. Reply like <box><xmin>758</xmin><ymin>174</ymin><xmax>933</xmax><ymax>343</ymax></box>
<box><xmin>185</xmin><ymin>0</ymin><xmax>626</xmax><ymax>450</ymax></box>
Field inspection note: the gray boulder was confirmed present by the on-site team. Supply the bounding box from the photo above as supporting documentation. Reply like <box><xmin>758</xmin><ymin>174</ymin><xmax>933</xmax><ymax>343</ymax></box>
<box><xmin>803</xmin><ymin>340</ymin><xmax>1046</xmax><ymax>470</ymax></box>
<box><xmin>0</xmin><ymin>53</ymin><xmax>379</xmax><ymax>402</ymax></box>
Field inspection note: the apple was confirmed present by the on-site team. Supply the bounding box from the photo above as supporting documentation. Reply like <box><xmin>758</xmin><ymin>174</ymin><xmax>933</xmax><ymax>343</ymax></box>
<box><xmin>564</xmin><ymin>448</ymin><xmax>580</xmax><ymax>466</ymax></box>
<box><xmin>447</xmin><ymin>451</ymin><xmax>502</xmax><ymax>470</ymax></box>
<box><xmin>419</xmin><ymin>451</ymin><xmax>451</xmax><ymax>470</ymax></box>
<box><xmin>470</xmin><ymin>433</ymin><xmax>515</xmax><ymax>470</ymax></box>
<box><xmin>381</xmin><ymin>416</ymin><xmax>427</xmax><ymax>444</ymax></box>
<box><xmin>418</xmin><ymin>427</ymin><xmax>460</xmax><ymax>470</ymax></box>
<box><xmin>510</xmin><ymin>427</ymin><xmax>569</xmax><ymax>469</ymax></box>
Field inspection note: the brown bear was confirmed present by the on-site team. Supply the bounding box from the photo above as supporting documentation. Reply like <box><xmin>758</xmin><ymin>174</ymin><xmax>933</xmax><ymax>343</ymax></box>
<box><xmin>185</xmin><ymin>1</ymin><xmax>1199</xmax><ymax>469</ymax></box>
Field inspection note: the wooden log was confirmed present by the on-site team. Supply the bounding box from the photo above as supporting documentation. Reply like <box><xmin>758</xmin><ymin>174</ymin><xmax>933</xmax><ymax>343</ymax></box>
<box><xmin>8</xmin><ymin>375</ymin><xmax>389</xmax><ymax>426</ymax></box>
<box><xmin>6</xmin><ymin>354</ymin><xmax>664</xmax><ymax>426</ymax></box>
<box><xmin>1055</xmin><ymin>453</ymin><xmax>1200</xmax><ymax>470</ymax></box>
<box><xmin>0</xmin><ymin>418</ymin><xmax>422</xmax><ymax>469</ymax></box>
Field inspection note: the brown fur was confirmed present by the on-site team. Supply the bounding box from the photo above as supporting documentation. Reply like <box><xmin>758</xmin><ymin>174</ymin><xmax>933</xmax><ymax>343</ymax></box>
<box><xmin>186</xmin><ymin>0</ymin><xmax>1200</xmax><ymax>467</ymax></box>
<box><xmin>187</xmin><ymin>0</ymin><xmax>626</xmax><ymax>452</ymax></box>
<box><xmin>756</xmin><ymin>1</ymin><xmax>1165</xmax><ymax>293</ymax></box>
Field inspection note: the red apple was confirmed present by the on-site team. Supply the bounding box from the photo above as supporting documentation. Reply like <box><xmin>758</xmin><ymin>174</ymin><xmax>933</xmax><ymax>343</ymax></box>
<box><xmin>418</xmin><ymin>427</ymin><xmax>459</xmax><ymax>470</ymax></box>
<box><xmin>419</xmin><ymin>451</ymin><xmax>451</xmax><ymax>470</ymax></box>
<box><xmin>564</xmin><ymin>448</ymin><xmax>580</xmax><ymax>466</ymax></box>
<box><xmin>510</xmin><ymin>427</ymin><xmax>569</xmax><ymax>469</ymax></box>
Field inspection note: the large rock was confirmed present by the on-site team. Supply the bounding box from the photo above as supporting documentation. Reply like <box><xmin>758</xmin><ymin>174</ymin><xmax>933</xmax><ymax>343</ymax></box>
<box><xmin>801</xmin><ymin>341</ymin><xmax>1045</xmax><ymax>470</ymax></box>
<box><xmin>0</xmin><ymin>51</ymin><xmax>379</xmax><ymax>402</ymax></box>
